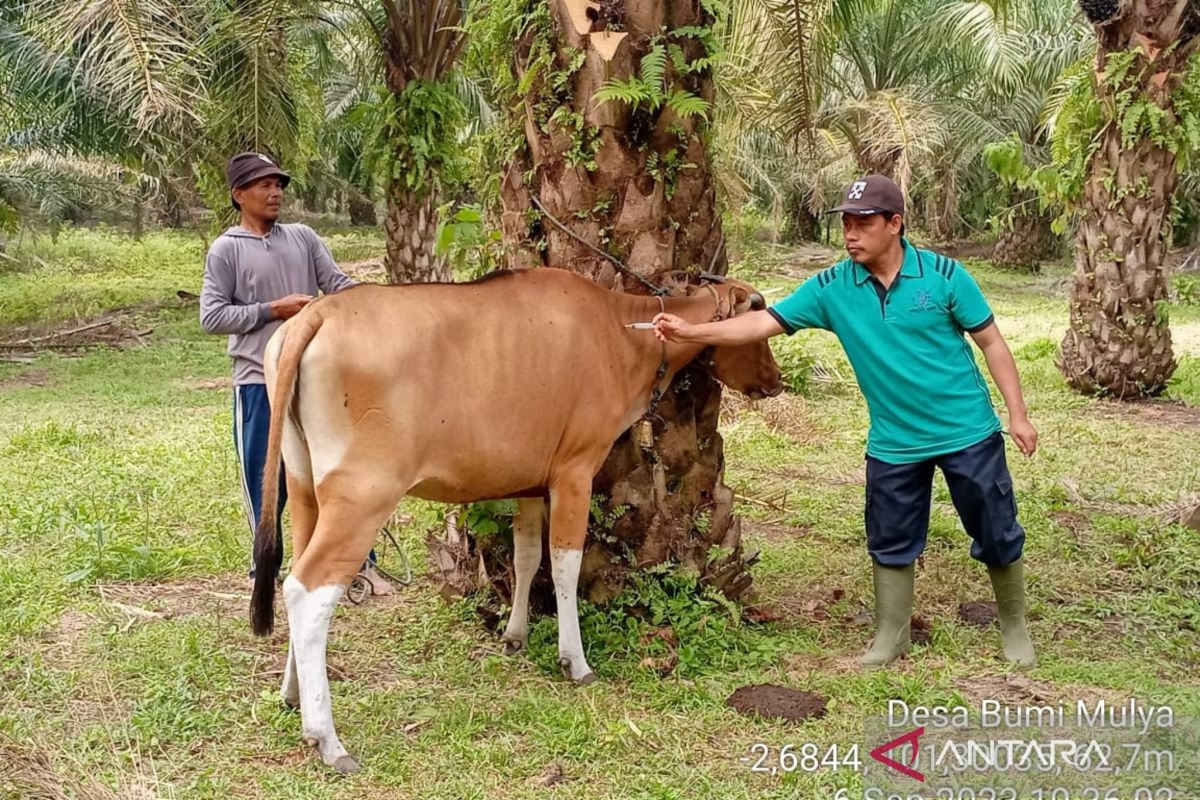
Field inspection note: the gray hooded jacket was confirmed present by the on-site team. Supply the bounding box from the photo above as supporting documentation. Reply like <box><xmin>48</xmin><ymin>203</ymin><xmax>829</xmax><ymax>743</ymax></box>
<box><xmin>199</xmin><ymin>223</ymin><xmax>357</xmax><ymax>385</ymax></box>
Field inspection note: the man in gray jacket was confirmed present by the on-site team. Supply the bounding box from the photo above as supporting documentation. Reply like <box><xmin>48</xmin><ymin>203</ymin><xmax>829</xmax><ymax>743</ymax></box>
<box><xmin>200</xmin><ymin>152</ymin><xmax>392</xmax><ymax>594</ymax></box>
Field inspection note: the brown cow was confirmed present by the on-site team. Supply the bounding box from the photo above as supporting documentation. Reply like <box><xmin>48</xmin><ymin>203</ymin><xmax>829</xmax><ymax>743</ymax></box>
<box><xmin>249</xmin><ymin>267</ymin><xmax>782</xmax><ymax>771</ymax></box>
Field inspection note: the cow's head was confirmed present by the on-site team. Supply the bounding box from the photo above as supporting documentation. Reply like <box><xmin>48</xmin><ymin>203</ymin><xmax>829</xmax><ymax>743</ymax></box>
<box><xmin>689</xmin><ymin>276</ymin><xmax>784</xmax><ymax>400</ymax></box>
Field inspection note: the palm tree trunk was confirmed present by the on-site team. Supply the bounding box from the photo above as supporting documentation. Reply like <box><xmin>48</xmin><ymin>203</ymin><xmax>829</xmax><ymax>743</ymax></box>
<box><xmin>782</xmin><ymin>191</ymin><xmax>819</xmax><ymax>243</ymax></box>
<box><xmin>921</xmin><ymin>166</ymin><xmax>961</xmax><ymax>242</ymax></box>
<box><xmin>993</xmin><ymin>209</ymin><xmax>1058</xmax><ymax>270</ymax></box>
<box><xmin>1059</xmin><ymin>126</ymin><xmax>1177</xmax><ymax>396</ymax></box>
<box><xmin>378</xmin><ymin>0</ymin><xmax>465</xmax><ymax>286</ymax></box>
<box><xmin>347</xmin><ymin>188</ymin><xmax>376</xmax><ymax>227</ymax></box>
<box><xmin>384</xmin><ymin>183</ymin><xmax>449</xmax><ymax>284</ymax></box>
<box><xmin>1058</xmin><ymin>0</ymin><xmax>1197</xmax><ymax>397</ymax></box>
<box><xmin>495</xmin><ymin>0</ymin><xmax>755</xmax><ymax>605</ymax></box>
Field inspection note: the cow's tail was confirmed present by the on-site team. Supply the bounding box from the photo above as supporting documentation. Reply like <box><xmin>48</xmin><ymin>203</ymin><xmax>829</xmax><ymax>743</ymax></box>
<box><xmin>250</xmin><ymin>309</ymin><xmax>324</xmax><ymax>637</ymax></box>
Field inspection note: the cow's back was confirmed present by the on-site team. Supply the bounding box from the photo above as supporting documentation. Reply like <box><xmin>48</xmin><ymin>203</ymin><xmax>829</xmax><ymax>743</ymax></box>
<box><xmin>291</xmin><ymin>269</ymin><xmax>639</xmax><ymax>501</ymax></box>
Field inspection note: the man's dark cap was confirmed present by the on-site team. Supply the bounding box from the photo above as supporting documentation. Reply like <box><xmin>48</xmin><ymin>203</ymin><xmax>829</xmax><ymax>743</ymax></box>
<box><xmin>828</xmin><ymin>174</ymin><xmax>904</xmax><ymax>217</ymax></box>
<box><xmin>226</xmin><ymin>152</ymin><xmax>290</xmax><ymax>210</ymax></box>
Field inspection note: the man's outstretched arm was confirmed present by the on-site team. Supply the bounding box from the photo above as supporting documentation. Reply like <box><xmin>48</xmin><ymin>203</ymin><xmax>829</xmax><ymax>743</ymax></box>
<box><xmin>652</xmin><ymin>309</ymin><xmax>785</xmax><ymax>347</ymax></box>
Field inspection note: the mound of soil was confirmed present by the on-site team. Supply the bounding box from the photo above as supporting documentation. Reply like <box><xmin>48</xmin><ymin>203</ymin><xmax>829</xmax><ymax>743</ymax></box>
<box><xmin>958</xmin><ymin>601</ymin><xmax>998</xmax><ymax>627</ymax></box>
<box><xmin>726</xmin><ymin>684</ymin><xmax>828</xmax><ymax>722</ymax></box>
<box><xmin>910</xmin><ymin>613</ymin><xmax>932</xmax><ymax>645</ymax></box>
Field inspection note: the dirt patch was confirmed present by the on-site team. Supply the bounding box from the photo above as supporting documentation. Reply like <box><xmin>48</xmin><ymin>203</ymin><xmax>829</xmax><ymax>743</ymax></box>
<box><xmin>534</xmin><ymin>762</ymin><xmax>567</xmax><ymax>787</ymax></box>
<box><xmin>755</xmin><ymin>585</ymin><xmax>849</xmax><ymax>625</ymax></box>
<box><xmin>180</xmin><ymin>376</ymin><xmax>232</xmax><ymax>391</ymax></box>
<box><xmin>953</xmin><ymin>673</ymin><xmax>1124</xmax><ymax>709</ymax></box>
<box><xmin>958</xmin><ymin>601</ymin><xmax>998</xmax><ymax>627</ymax></box>
<box><xmin>1085</xmin><ymin>398</ymin><xmax>1200</xmax><ymax>430</ymax></box>
<box><xmin>759</xmin><ymin>398</ymin><xmax>821</xmax><ymax>445</ymax></box>
<box><xmin>39</xmin><ymin>608</ymin><xmax>99</xmax><ymax>668</ymax></box>
<box><xmin>0</xmin><ymin>367</ymin><xmax>50</xmax><ymax>391</ymax></box>
<box><xmin>746</xmin><ymin>521</ymin><xmax>813</xmax><ymax>544</ymax></box>
<box><xmin>732</xmin><ymin>489</ymin><xmax>795</xmax><ymax>524</ymax></box>
<box><xmin>94</xmin><ymin>574</ymin><xmax>251</xmax><ymax>621</ymax></box>
<box><xmin>727</xmin><ymin>684</ymin><xmax>828</xmax><ymax>722</ymax></box>
<box><xmin>723</xmin><ymin>393</ymin><xmax>821</xmax><ymax>446</ymax></box>
<box><xmin>741</xmin><ymin>463</ymin><xmax>813</xmax><ymax>481</ymax></box>
<box><xmin>0</xmin><ymin>314</ymin><xmax>154</xmax><ymax>358</ymax></box>
<box><xmin>1061</xmin><ymin>478</ymin><xmax>1200</xmax><ymax>527</ymax></box>
<box><xmin>0</xmin><ymin>294</ymin><xmax>201</xmax><ymax>358</ymax></box>
<box><xmin>96</xmin><ymin>572</ymin><xmax>418</xmax><ymax>622</ymax></box>
<box><xmin>1049</xmin><ymin>510</ymin><xmax>1090</xmax><ymax>542</ymax></box>
<box><xmin>734</xmin><ymin>465</ymin><xmax>815</xmax><ymax>515</ymax></box>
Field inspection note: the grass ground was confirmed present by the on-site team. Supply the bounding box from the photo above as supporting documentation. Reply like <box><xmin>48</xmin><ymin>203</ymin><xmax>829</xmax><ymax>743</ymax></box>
<box><xmin>0</xmin><ymin>227</ymin><xmax>1197</xmax><ymax>799</ymax></box>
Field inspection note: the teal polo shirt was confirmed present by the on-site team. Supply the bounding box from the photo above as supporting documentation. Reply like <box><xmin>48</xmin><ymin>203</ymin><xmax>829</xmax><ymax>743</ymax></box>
<box><xmin>768</xmin><ymin>239</ymin><xmax>1001</xmax><ymax>464</ymax></box>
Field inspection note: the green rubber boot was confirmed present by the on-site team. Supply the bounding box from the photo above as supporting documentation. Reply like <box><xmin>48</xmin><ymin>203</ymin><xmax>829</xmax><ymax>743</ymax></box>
<box><xmin>859</xmin><ymin>562</ymin><xmax>914</xmax><ymax>667</ymax></box>
<box><xmin>987</xmin><ymin>559</ymin><xmax>1036</xmax><ymax>668</ymax></box>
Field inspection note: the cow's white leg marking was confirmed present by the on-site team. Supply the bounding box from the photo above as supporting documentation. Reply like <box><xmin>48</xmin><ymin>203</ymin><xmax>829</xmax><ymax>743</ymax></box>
<box><xmin>280</xmin><ymin>642</ymin><xmax>299</xmax><ymax>709</ymax></box>
<box><xmin>501</xmin><ymin>498</ymin><xmax>544</xmax><ymax>655</ymax></box>
<box><xmin>550</xmin><ymin>546</ymin><xmax>594</xmax><ymax>684</ymax></box>
<box><xmin>283</xmin><ymin>575</ymin><xmax>358</xmax><ymax>773</ymax></box>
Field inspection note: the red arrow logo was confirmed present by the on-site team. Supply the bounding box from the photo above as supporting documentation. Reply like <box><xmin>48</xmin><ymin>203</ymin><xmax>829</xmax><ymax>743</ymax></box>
<box><xmin>870</xmin><ymin>726</ymin><xmax>925</xmax><ymax>782</ymax></box>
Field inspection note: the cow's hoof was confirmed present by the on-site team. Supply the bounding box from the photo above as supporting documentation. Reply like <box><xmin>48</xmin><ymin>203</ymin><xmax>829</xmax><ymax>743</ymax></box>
<box><xmin>558</xmin><ymin>657</ymin><xmax>596</xmax><ymax>685</ymax></box>
<box><xmin>331</xmin><ymin>755</ymin><xmax>360</xmax><ymax>774</ymax></box>
<box><xmin>501</xmin><ymin>636</ymin><xmax>527</xmax><ymax>656</ymax></box>
<box><xmin>282</xmin><ymin>694</ymin><xmax>299</xmax><ymax>711</ymax></box>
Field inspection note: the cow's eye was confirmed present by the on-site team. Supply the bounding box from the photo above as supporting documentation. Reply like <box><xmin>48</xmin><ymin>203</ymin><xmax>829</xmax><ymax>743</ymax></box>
<box><xmin>749</xmin><ymin>293</ymin><xmax>765</xmax><ymax>311</ymax></box>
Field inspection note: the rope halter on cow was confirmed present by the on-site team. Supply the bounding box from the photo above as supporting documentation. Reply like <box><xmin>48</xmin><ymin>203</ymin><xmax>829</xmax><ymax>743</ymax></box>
<box><xmin>635</xmin><ymin>274</ymin><xmax>730</xmax><ymax>451</ymax></box>
<box><xmin>528</xmin><ymin>193</ymin><xmax>739</xmax><ymax>451</ymax></box>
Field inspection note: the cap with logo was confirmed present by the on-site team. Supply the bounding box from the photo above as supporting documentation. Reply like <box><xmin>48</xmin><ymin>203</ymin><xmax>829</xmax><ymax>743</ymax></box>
<box><xmin>828</xmin><ymin>174</ymin><xmax>904</xmax><ymax>217</ymax></box>
<box><xmin>226</xmin><ymin>152</ymin><xmax>291</xmax><ymax>211</ymax></box>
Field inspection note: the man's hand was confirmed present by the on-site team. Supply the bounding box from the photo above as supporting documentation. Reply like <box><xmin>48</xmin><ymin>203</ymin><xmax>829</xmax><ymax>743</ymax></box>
<box><xmin>269</xmin><ymin>294</ymin><xmax>313</xmax><ymax>320</ymax></box>
<box><xmin>652</xmin><ymin>313</ymin><xmax>693</xmax><ymax>343</ymax></box>
<box><xmin>1009</xmin><ymin>417</ymin><xmax>1038</xmax><ymax>457</ymax></box>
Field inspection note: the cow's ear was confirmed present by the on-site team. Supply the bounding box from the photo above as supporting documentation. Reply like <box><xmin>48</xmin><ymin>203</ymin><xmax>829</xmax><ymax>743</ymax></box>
<box><xmin>730</xmin><ymin>286</ymin><xmax>750</xmax><ymax>313</ymax></box>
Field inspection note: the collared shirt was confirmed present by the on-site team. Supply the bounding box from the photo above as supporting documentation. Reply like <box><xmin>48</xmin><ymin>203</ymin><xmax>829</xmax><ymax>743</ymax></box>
<box><xmin>768</xmin><ymin>239</ymin><xmax>1000</xmax><ymax>464</ymax></box>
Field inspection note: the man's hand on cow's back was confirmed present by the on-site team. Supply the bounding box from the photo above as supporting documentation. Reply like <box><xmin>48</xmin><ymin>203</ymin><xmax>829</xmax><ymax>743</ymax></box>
<box><xmin>269</xmin><ymin>294</ymin><xmax>314</xmax><ymax>321</ymax></box>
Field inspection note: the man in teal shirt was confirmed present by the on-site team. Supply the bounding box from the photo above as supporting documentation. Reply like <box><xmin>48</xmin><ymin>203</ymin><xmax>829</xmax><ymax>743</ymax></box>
<box><xmin>653</xmin><ymin>175</ymin><xmax>1038</xmax><ymax>668</ymax></box>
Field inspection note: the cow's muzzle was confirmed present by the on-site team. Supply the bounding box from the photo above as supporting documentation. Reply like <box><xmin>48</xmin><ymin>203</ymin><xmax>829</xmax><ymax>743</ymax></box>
<box><xmin>747</xmin><ymin>383</ymin><xmax>784</xmax><ymax>400</ymax></box>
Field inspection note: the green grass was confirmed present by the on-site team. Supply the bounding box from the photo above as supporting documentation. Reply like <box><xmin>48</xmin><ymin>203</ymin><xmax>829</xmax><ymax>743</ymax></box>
<box><xmin>1</xmin><ymin>229</ymin><xmax>1198</xmax><ymax>798</ymax></box>
<box><xmin>0</xmin><ymin>227</ymin><xmax>386</xmax><ymax>328</ymax></box>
